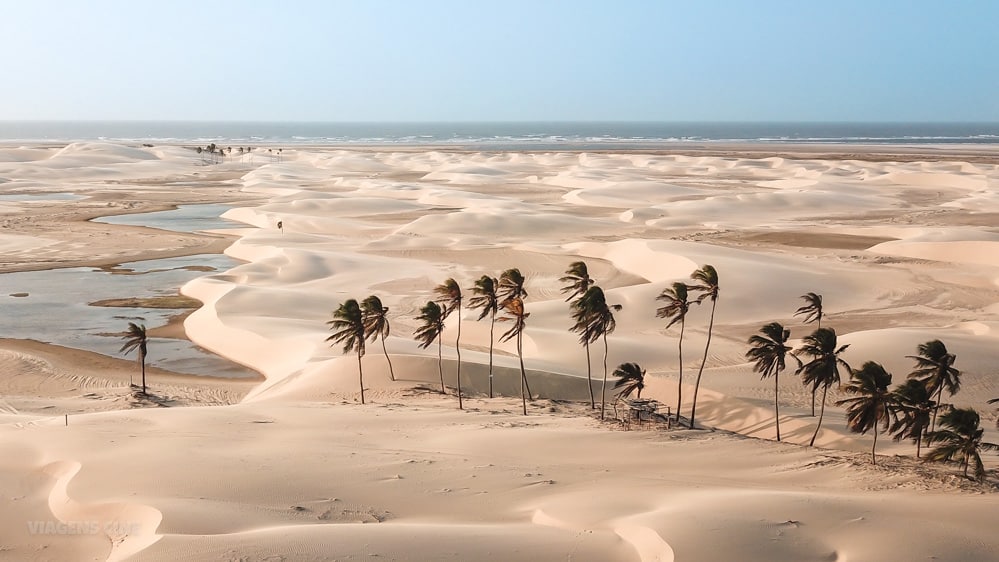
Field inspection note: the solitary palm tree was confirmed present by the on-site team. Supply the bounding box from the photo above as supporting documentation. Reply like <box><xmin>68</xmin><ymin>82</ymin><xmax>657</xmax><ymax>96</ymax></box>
<box><xmin>468</xmin><ymin>275</ymin><xmax>500</xmax><ymax>398</ymax></box>
<box><xmin>890</xmin><ymin>379</ymin><xmax>936</xmax><ymax>458</ymax></box>
<box><xmin>435</xmin><ymin>278</ymin><xmax>464</xmax><ymax>409</ymax></box>
<box><xmin>561</xmin><ymin>261</ymin><xmax>596</xmax><ymax>408</ymax></box>
<box><xmin>657</xmin><ymin>282</ymin><xmax>692</xmax><ymax>423</ymax></box>
<box><xmin>907</xmin><ymin>339</ymin><xmax>960</xmax><ymax>433</ymax></box>
<box><xmin>499</xmin><ymin>297</ymin><xmax>530</xmax><ymax>415</ymax></box>
<box><xmin>570</xmin><ymin>286</ymin><xmax>622</xmax><ymax>420</ymax></box>
<box><xmin>414</xmin><ymin>301</ymin><xmax>447</xmax><ymax>395</ymax></box>
<box><xmin>795</xmin><ymin>327</ymin><xmax>851</xmax><ymax>446</ymax></box>
<box><xmin>498</xmin><ymin>268</ymin><xmax>528</xmax><ymax>306</ymax></box>
<box><xmin>835</xmin><ymin>361</ymin><xmax>895</xmax><ymax>465</ymax></box>
<box><xmin>925</xmin><ymin>408</ymin><xmax>999</xmax><ymax>481</ymax></box>
<box><xmin>688</xmin><ymin>264</ymin><xmax>719</xmax><ymax>430</ymax></box>
<box><xmin>746</xmin><ymin>322</ymin><xmax>792</xmax><ymax>442</ymax></box>
<box><xmin>361</xmin><ymin>295</ymin><xmax>395</xmax><ymax>381</ymax></box>
<box><xmin>326</xmin><ymin>299</ymin><xmax>367</xmax><ymax>404</ymax></box>
<box><xmin>613</xmin><ymin>362</ymin><xmax>646</xmax><ymax>400</ymax></box>
<box><xmin>119</xmin><ymin>322</ymin><xmax>148</xmax><ymax>395</ymax></box>
<box><xmin>794</xmin><ymin>292</ymin><xmax>824</xmax><ymax>416</ymax></box>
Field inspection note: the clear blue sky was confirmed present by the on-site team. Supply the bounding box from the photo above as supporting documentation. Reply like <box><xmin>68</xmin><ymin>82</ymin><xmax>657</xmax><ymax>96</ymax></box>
<box><xmin>2</xmin><ymin>0</ymin><xmax>997</xmax><ymax>122</ymax></box>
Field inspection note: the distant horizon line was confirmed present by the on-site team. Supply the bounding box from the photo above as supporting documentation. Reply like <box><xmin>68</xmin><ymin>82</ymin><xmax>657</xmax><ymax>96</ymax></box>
<box><xmin>3</xmin><ymin>119</ymin><xmax>999</xmax><ymax>125</ymax></box>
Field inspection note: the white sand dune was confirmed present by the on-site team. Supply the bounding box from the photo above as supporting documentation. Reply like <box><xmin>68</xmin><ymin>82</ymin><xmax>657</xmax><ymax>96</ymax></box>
<box><xmin>1</xmin><ymin>143</ymin><xmax>998</xmax><ymax>560</ymax></box>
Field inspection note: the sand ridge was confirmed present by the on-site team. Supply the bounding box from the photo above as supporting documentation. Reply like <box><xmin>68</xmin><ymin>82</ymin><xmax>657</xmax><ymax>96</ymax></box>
<box><xmin>1</xmin><ymin>143</ymin><xmax>998</xmax><ymax>560</ymax></box>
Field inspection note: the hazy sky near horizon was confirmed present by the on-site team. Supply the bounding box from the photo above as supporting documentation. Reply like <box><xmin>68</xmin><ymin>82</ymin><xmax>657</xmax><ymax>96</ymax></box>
<box><xmin>2</xmin><ymin>0</ymin><xmax>997</xmax><ymax>122</ymax></box>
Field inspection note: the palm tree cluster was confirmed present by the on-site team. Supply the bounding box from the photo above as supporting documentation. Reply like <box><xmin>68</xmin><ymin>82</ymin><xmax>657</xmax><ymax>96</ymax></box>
<box><xmin>326</xmin><ymin>295</ymin><xmax>395</xmax><ymax>404</ymax></box>
<box><xmin>745</xmin><ymin>293</ymin><xmax>998</xmax><ymax>480</ymax></box>
<box><xmin>656</xmin><ymin>265</ymin><xmax>720</xmax><ymax>429</ymax></box>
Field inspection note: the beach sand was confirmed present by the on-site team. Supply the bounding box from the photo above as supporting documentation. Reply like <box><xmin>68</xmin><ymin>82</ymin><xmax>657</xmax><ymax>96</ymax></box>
<box><xmin>1</xmin><ymin>142</ymin><xmax>997</xmax><ymax>560</ymax></box>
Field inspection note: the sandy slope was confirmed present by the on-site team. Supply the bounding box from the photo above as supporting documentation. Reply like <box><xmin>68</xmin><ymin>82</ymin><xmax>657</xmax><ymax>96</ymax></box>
<box><xmin>1</xmin><ymin>143</ymin><xmax>998</xmax><ymax>560</ymax></box>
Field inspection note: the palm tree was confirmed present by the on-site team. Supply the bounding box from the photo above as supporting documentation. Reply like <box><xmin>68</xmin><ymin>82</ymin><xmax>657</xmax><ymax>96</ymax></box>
<box><xmin>794</xmin><ymin>292</ymin><xmax>824</xmax><ymax>416</ymax></box>
<box><xmin>795</xmin><ymin>327</ymin><xmax>851</xmax><ymax>446</ymax></box>
<box><xmin>326</xmin><ymin>299</ymin><xmax>367</xmax><ymax>404</ymax></box>
<box><xmin>613</xmin><ymin>362</ymin><xmax>646</xmax><ymax>400</ymax></box>
<box><xmin>745</xmin><ymin>322</ymin><xmax>792</xmax><ymax>442</ymax></box>
<box><xmin>907</xmin><ymin>339</ymin><xmax>960</xmax><ymax>433</ymax></box>
<box><xmin>498</xmin><ymin>267</ymin><xmax>528</xmax><ymax>306</ymax></box>
<box><xmin>414</xmin><ymin>301</ymin><xmax>447</xmax><ymax>395</ymax></box>
<box><xmin>498</xmin><ymin>267</ymin><xmax>531</xmax><ymax>398</ymax></box>
<box><xmin>835</xmin><ymin>361</ymin><xmax>895</xmax><ymax>465</ymax></box>
<box><xmin>687</xmin><ymin>264</ymin><xmax>719</xmax><ymax>430</ymax></box>
<box><xmin>499</xmin><ymin>297</ymin><xmax>530</xmax><ymax>415</ymax></box>
<box><xmin>361</xmin><ymin>295</ymin><xmax>394</xmax><ymax>382</ymax></box>
<box><xmin>890</xmin><ymin>379</ymin><xmax>936</xmax><ymax>458</ymax></box>
<box><xmin>570</xmin><ymin>286</ymin><xmax>622</xmax><ymax>420</ymax></box>
<box><xmin>468</xmin><ymin>275</ymin><xmax>500</xmax><ymax>398</ymax></box>
<box><xmin>119</xmin><ymin>322</ymin><xmax>148</xmax><ymax>395</ymax></box>
<box><xmin>657</xmin><ymin>282</ymin><xmax>693</xmax><ymax>423</ymax></box>
<box><xmin>925</xmin><ymin>408</ymin><xmax>999</xmax><ymax>481</ymax></box>
<box><xmin>435</xmin><ymin>278</ymin><xmax>464</xmax><ymax>409</ymax></box>
<box><xmin>561</xmin><ymin>261</ymin><xmax>597</xmax><ymax>409</ymax></box>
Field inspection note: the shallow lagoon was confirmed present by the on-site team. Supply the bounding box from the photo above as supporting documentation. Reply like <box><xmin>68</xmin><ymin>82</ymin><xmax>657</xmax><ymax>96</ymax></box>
<box><xmin>1</xmin><ymin>254</ymin><xmax>256</xmax><ymax>378</ymax></box>
<box><xmin>92</xmin><ymin>203</ymin><xmax>238</xmax><ymax>233</ymax></box>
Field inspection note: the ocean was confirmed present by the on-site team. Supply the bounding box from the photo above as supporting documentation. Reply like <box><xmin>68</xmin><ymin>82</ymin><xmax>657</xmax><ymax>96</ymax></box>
<box><xmin>1</xmin><ymin>121</ymin><xmax>998</xmax><ymax>149</ymax></box>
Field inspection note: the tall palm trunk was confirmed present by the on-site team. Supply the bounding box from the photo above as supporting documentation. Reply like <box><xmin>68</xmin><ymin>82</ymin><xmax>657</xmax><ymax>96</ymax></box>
<box><xmin>916</xmin><ymin>429</ymin><xmax>922</xmax><ymax>458</ymax></box>
<box><xmin>488</xmin><ymin>310</ymin><xmax>495</xmax><ymax>398</ymax></box>
<box><xmin>931</xmin><ymin>385</ymin><xmax>943</xmax><ymax>432</ymax></box>
<box><xmin>380</xmin><ymin>336</ymin><xmax>395</xmax><ymax>381</ymax></box>
<box><xmin>600</xmin><ymin>333</ymin><xmax>609</xmax><ymax>420</ymax></box>
<box><xmin>517</xmin><ymin>331</ymin><xmax>527</xmax><ymax>415</ymax></box>
<box><xmin>140</xmin><ymin>355</ymin><xmax>147</xmax><ymax>395</ymax></box>
<box><xmin>809</xmin><ymin>384</ymin><xmax>829</xmax><ymax>446</ymax></box>
<box><xmin>455</xmin><ymin>310</ymin><xmax>463</xmax><ymax>410</ymax></box>
<box><xmin>774</xmin><ymin>368</ymin><xmax>781</xmax><ymax>442</ymax></box>
<box><xmin>871</xmin><ymin>422</ymin><xmax>878</xmax><ymax>465</ymax></box>
<box><xmin>584</xmin><ymin>340</ymin><xmax>594</xmax><ymax>409</ymax></box>
<box><xmin>812</xmin><ymin>317</ymin><xmax>820</xmax><ymax>416</ymax></box>
<box><xmin>437</xmin><ymin>338</ymin><xmax>445</xmax><ymax>394</ymax></box>
<box><xmin>676</xmin><ymin>319</ymin><xmax>684</xmax><ymax>423</ymax></box>
<box><xmin>357</xmin><ymin>353</ymin><xmax>365</xmax><ymax>404</ymax></box>
<box><xmin>689</xmin><ymin>300</ymin><xmax>716</xmax><ymax>429</ymax></box>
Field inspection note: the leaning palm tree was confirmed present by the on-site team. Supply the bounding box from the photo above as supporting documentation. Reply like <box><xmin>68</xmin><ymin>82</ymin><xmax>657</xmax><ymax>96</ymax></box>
<box><xmin>119</xmin><ymin>322</ymin><xmax>148</xmax><ymax>395</ymax></box>
<box><xmin>613</xmin><ymin>362</ymin><xmax>646</xmax><ymax>400</ymax></box>
<box><xmin>498</xmin><ymin>267</ymin><xmax>528</xmax><ymax>306</ymax></box>
<box><xmin>570</xmin><ymin>286</ymin><xmax>622</xmax><ymax>421</ymax></box>
<box><xmin>657</xmin><ymin>282</ymin><xmax>693</xmax><ymax>423</ymax></box>
<box><xmin>468</xmin><ymin>275</ymin><xmax>500</xmax><ymax>398</ymax></box>
<box><xmin>925</xmin><ymin>408</ymin><xmax>999</xmax><ymax>481</ymax></box>
<box><xmin>435</xmin><ymin>278</ymin><xmax>464</xmax><ymax>409</ymax></box>
<box><xmin>835</xmin><ymin>361</ymin><xmax>895</xmax><ymax>465</ymax></box>
<box><xmin>794</xmin><ymin>292</ymin><xmax>824</xmax><ymax>416</ymax></box>
<box><xmin>560</xmin><ymin>261</ymin><xmax>593</xmax><ymax>302</ymax></box>
<box><xmin>561</xmin><ymin>261</ymin><xmax>597</xmax><ymax>408</ymax></box>
<box><xmin>414</xmin><ymin>301</ymin><xmax>447</xmax><ymax>395</ymax></box>
<box><xmin>361</xmin><ymin>295</ymin><xmax>394</xmax><ymax>381</ymax></box>
<box><xmin>499</xmin><ymin>297</ymin><xmax>530</xmax><ymax>415</ymax></box>
<box><xmin>795</xmin><ymin>327</ymin><xmax>851</xmax><ymax>447</ymax></box>
<box><xmin>890</xmin><ymin>379</ymin><xmax>936</xmax><ymax>458</ymax></box>
<box><xmin>907</xmin><ymin>339</ymin><xmax>960</xmax><ymax>433</ymax></box>
<box><xmin>327</xmin><ymin>299</ymin><xmax>367</xmax><ymax>403</ymax></box>
<box><xmin>687</xmin><ymin>264</ymin><xmax>719</xmax><ymax>430</ymax></box>
<box><xmin>746</xmin><ymin>322</ymin><xmax>792</xmax><ymax>442</ymax></box>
